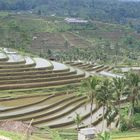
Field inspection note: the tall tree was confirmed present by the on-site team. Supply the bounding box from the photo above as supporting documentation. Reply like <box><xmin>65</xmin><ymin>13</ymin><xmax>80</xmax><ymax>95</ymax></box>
<box><xmin>96</xmin><ymin>79</ymin><xmax>114</xmax><ymax>131</ymax></box>
<box><xmin>82</xmin><ymin>76</ymin><xmax>100</xmax><ymax>127</ymax></box>
<box><xmin>126</xmin><ymin>73</ymin><xmax>140</xmax><ymax>116</ymax></box>
<box><xmin>112</xmin><ymin>77</ymin><xmax>127</xmax><ymax>115</ymax></box>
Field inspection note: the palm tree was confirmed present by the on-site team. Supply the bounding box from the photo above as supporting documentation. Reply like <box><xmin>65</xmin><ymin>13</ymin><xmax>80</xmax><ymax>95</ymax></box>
<box><xmin>82</xmin><ymin>76</ymin><xmax>100</xmax><ymax>127</ymax></box>
<box><xmin>74</xmin><ymin>113</ymin><xmax>83</xmax><ymax>131</ymax></box>
<box><xmin>112</xmin><ymin>77</ymin><xmax>127</xmax><ymax>115</ymax></box>
<box><xmin>126</xmin><ymin>73</ymin><xmax>140</xmax><ymax>116</ymax></box>
<box><xmin>96</xmin><ymin>79</ymin><xmax>114</xmax><ymax>131</ymax></box>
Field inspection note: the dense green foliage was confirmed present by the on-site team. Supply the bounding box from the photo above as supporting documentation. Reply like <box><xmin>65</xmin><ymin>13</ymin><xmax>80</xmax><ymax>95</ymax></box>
<box><xmin>82</xmin><ymin>73</ymin><xmax>140</xmax><ymax>132</ymax></box>
<box><xmin>0</xmin><ymin>130</ymin><xmax>22</xmax><ymax>140</ymax></box>
<box><xmin>98</xmin><ymin>131</ymin><xmax>111</xmax><ymax>140</ymax></box>
<box><xmin>1</xmin><ymin>0</ymin><xmax>140</xmax><ymax>26</ymax></box>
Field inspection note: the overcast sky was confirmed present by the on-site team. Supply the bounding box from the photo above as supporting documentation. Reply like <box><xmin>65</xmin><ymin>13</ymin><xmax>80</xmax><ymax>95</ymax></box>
<box><xmin>120</xmin><ymin>0</ymin><xmax>140</xmax><ymax>1</ymax></box>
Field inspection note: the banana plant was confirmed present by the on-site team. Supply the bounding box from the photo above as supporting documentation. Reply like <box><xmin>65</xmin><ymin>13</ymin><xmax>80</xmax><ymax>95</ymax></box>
<box><xmin>97</xmin><ymin>131</ymin><xmax>112</xmax><ymax>140</ymax></box>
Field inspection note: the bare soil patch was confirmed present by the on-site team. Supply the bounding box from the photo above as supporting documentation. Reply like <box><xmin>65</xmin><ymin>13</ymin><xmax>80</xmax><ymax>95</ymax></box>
<box><xmin>0</xmin><ymin>121</ymin><xmax>36</xmax><ymax>135</ymax></box>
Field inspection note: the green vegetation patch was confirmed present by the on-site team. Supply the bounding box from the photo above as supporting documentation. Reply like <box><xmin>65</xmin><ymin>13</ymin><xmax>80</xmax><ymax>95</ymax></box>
<box><xmin>111</xmin><ymin>131</ymin><xmax>140</xmax><ymax>139</ymax></box>
<box><xmin>0</xmin><ymin>130</ymin><xmax>22</xmax><ymax>140</ymax></box>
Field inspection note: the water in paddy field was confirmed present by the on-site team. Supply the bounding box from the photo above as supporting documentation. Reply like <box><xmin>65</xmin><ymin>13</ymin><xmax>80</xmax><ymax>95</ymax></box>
<box><xmin>51</xmin><ymin>61</ymin><xmax>68</xmax><ymax>70</ymax></box>
<box><xmin>24</xmin><ymin>56</ymin><xmax>34</xmax><ymax>65</ymax></box>
<box><xmin>34</xmin><ymin>58</ymin><xmax>52</xmax><ymax>68</ymax></box>
<box><xmin>0</xmin><ymin>53</ymin><xmax>6</xmax><ymax>59</ymax></box>
<box><xmin>99</xmin><ymin>71</ymin><xmax>123</xmax><ymax>78</ymax></box>
<box><xmin>0</xmin><ymin>96</ymin><xmax>47</xmax><ymax>108</ymax></box>
<box><xmin>7</xmin><ymin>54</ymin><xmax>24</xmax><ymax>62</ymax></box>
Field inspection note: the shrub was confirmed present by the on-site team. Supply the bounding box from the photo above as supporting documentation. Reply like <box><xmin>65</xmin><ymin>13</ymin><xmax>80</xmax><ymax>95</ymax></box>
<box><xmin>49</xmin><ymin>129</ymin><xmax>64</xmax><ymax>140</ymax></box>
<box><xmin>134</xmin><ymin>106</ymin><xmax>140</xmax><ymax>113</ymax></box>
<box><xmin>97</xmin><ymin>131</ymin><xmax>112</xmax><ymax>140</ymax></box>
<box><xmin>119</xmin><ymin>119</ymin><xmax>129</xmax><ymax>132</ymax></box>
<box><xmin>119</xmin><ymin>117</ymin><xmax>133</xmax><ymax>132</ymax></box>
<box><xmin>132</xmin><ymin>113</ymin><xmax>140</xmax><ymax>128</ymax></box>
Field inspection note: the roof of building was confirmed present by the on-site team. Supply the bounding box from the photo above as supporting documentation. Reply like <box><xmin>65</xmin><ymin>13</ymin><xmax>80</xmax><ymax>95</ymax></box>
<box><xmin>65</xmin><ymin>18</ymin><xmax>88</xmax><ymax>23</ymax></box>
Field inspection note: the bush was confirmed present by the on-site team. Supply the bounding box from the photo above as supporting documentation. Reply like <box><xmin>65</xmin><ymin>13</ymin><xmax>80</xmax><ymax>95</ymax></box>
<box><xmin>97</xmin><ymin>131</ymin><xmax>111</xmax><ymax>140</ymax></box>
<box><xmin>119</xmin><ymin>113</ymin><xmax>140</xmax><ymax>131</ymax></box>
<box><xmin>134</xmin><ymin>107</ymin><xmax>140</xmax><ymax>113</ymax></box>
<box><xmin>49</xmin><ymin>129</ymin><xmax>64</xmax><ymax>140</ymax></box>
<box><xmin>132</xmin><ymin>113</ymin><xmax>140</xmax><ymax>128</ymax></box>
<box><xmin>119</xmin><ymin>117</ymin><xmax>133</xmax><ymax>132</ymax></box>
<box><xmin>119</xmin><ymin>119</ymin><xmax>129</xmax><ymax>132</ymax></box>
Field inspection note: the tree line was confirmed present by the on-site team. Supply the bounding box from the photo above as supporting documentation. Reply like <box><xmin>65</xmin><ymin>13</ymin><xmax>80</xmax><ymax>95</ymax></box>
<box><xmin>1</xmin><ymin>0</ymin><xmax>140</xmax><ymax>24</ymax></box>
<box><xmin>80</xmin><ymin>72</ymin><xmax>140</xmax><ymax>131</ymax></box>
<box><xmin>0</xmin><ymin>0</ymin><xmax>140</xmax><ymax>23</ymax></box>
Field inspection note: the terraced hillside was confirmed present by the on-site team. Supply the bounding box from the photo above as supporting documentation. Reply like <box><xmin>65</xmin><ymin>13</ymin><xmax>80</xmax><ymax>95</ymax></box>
<box><xmin>63</xmin><ymin>32</ymin><xmax>91</xmax><ymax>48</ymax></box>
<box><xmin>2</xmin><ymin>13</ymin><xmax>140</xmax><ymax>67</ymax></box>
<box><xmin>65</xmin><ymin>61</ymin><xmax>123</xmax><ymax>78</ymax></box>
<box><xmin>30</xmin><ymin>31</ymin><xmax>92</xmax><ymax>55</ymax></box>
<box><xmin>31</xmin><ymin>32</ymin><xmax>67</xmax><ymax>53</ymax></box>
<box><xmin>0</xmin><ymin>48</ymin><xmax>120</xmax><ymax>132</ymax></box>
<box><xmin>0</xmin><ymin>48</ymin><xmax>88</xmax><ymax>91</ymax></box>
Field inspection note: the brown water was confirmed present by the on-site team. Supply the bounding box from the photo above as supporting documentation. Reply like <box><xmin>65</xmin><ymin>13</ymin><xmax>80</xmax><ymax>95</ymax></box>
<box><xmin>14</xmin><ymin>96</ymin><xmax>82</xmax><ymax>121</ymax></box>
<box><xmin>0</xmin><ymin>96</ymin><xmax>46</xmax><ymax>108</ymax></box>
<box><xmin>0</xmin><ymin>94</ymin><xmax>75</xmax><ymax>117</ymax></box>
<box><xmin>25</xmin><ymin>98</ymin><xmax>87</xmax><ymax>123</ymax></box>
<box><xmin>36</xmin><ymin>102</ymin><xmax>94</xmax><ymax>127</ymax></box>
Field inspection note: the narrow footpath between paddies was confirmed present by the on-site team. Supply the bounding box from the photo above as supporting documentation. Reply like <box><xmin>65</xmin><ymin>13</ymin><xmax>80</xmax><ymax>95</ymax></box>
<box><xmin>113</xmin><ymin>137</ymin><xmax>140</xmax><ymax>140</ymax></box>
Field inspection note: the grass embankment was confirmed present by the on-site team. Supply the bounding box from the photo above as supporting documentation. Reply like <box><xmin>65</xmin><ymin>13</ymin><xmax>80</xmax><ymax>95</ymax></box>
<box><xmin>112</xmin><ymin>131</ymin><xmax>140</xmax><ymax>140</ymax></box>
<box><xmin>0</xmin><ymin>130</ymin><xmax>47</xmax><ymax>140</ymax></box>
<box><xmin>0</xmin><ymin>83</ymin><xmax>79</xmax><ymax>99</ymax></box>
<box><xmin>57</xmin><ymin>129</ymin><xmax>140</xmax><ymax>140</ymax></box>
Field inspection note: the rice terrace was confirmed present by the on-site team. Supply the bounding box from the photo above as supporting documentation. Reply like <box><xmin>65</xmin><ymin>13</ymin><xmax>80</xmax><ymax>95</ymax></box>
<box><xmin>0</xmin><ymin>48</ymin><xmax>114</xmax><ymax>129</ymax></box>
<box><xmin>0</xmin><ymin>0</ymin><xmax>140</xmax><ymax>140</ymax></box>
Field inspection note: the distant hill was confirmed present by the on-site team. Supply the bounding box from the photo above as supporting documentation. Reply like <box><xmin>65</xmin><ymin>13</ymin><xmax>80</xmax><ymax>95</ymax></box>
<box><xmin>0</xmin><ymin>0</ymin><xmax>140</xmax><ymax>23</ymax></box>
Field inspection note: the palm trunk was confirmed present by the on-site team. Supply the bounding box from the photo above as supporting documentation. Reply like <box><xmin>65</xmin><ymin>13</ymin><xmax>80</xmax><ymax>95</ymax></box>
<box><xmin>77</xmin><ymin>124</ymin><xmax>79</xmax><ymax>131</ymax></box>
<box><xmin>117</xmin><ymin>96</ymin><xmax>121</xmax><ymax>128</ymax></box>
<box><xmin>102</xmin><ymin>106</ymin><xmax>105</xmax><ymax>132</ymax></box>
<box><xmin>90</xmin><ymin>93</ymin><xmax>94</xmax><ymax>127</ymax></box>
<box><xmin>131</xmin><ymin>97</ymin><xmax>135</xmax><ymax>116</ymax></box>
<box><xmin>118</xmin><ymin>95</ymin><xmax>121</xmax><ymax>117</ymax></box>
